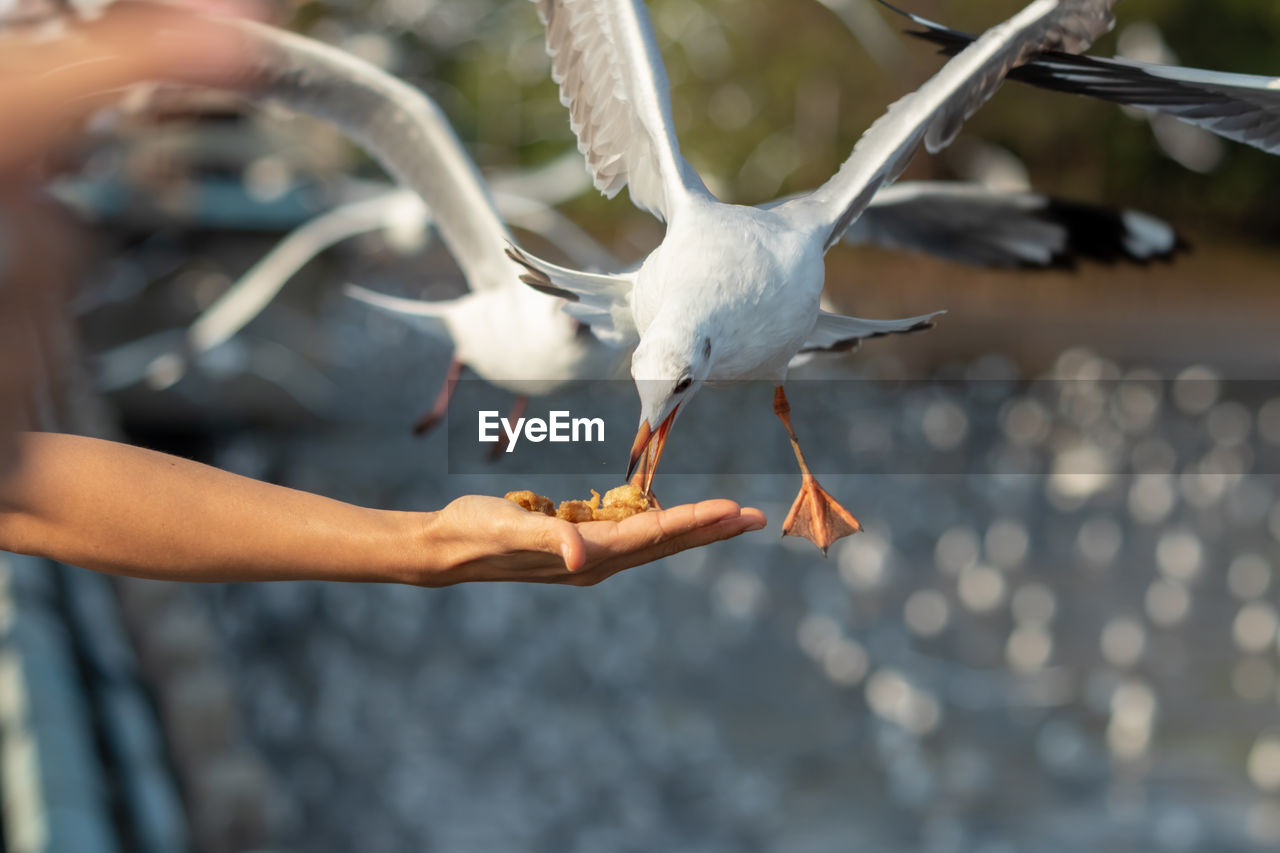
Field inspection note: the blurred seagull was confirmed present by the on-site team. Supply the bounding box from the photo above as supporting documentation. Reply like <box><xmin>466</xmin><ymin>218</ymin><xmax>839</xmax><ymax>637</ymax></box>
<box><xmin>510</xmin><ymin>0</ymin><xmax>1121</xmax><ymax>552</ymax></box>
<box><xmin>179</xmin><ymin>152</ymin><xmax>611</xmax><ymax>369</ymax></box>
<box><xmin>203</xmin><ymin>17</ymin><xmax>630</xmax><ymax>437</ymax></box>
<box><xmin>167</xmin><ymin>161</ymin><xmax>619</xmax><ymax>439</ymax></box>
<box><xmin>888</xmin><ymin>2</ymin><xmax>1280</xmax><ymax>157</ymax></box>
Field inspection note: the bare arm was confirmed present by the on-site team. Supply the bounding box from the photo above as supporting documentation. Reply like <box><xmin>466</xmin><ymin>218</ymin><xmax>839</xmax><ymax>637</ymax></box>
<box><xmin>0</xmin><ymin>433</ymin><xmax>422</xmax><ymax>582</ymax></box>
<box><xmin>0</xmin><ymin>433</ymin><xmax>765</xmax><ymax>586</ymax></box>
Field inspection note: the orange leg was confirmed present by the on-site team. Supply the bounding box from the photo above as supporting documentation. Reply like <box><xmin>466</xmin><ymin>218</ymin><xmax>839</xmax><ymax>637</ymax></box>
<box><xmin>773</xmin><ymin>385</ymin><xmax>860</xmax><ymax>554</ymax></box>
<box><xmin>413</xmin><ymin>359</ymin><xmax>464</xmax><ymax>436</ymax></box>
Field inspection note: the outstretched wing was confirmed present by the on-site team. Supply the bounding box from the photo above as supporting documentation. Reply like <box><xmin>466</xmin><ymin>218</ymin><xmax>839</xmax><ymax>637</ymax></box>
<box><xmin>799</xmin><ymin>309</ymin><xmax>945</xmax><ymax>354</ymax></box>
<box><xmin>777</xmin><ymin>0</ymin><xmax>1118</xmax><ymax>251</ymax></box>
<box><xmin>233</xmin><ymin>20</ymin><xmax>524</xmax><ymax>293</ymax></box>
<box><xmin>850</xmin><ymin>181</ymin><xmax>1183</xmax><ymax>268</ymax></box>
<box><xmin>903</xmin><ymin>12</ymin><xmax>1280</xmax><ymax>156</ymax></box>
<box><xmin>533</xmin><ymin>0</ymin><xmax>711</xmax><ymax>220</ymax></box>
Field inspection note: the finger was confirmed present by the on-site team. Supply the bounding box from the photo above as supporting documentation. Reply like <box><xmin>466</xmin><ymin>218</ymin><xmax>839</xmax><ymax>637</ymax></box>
<box><xmin>574</xmin><ymin>513</ymin><xmax>766</xmax><ymax>584</ymax></box>
<box><xmin>559</xmin><ymin>528</ymin><xmax>587</xmax><ymax>572</ymax></box>
<box><xmin>638</xmin><ymin>511</ymin><xmax>766</xmax><ymax>562</ymax></box>
<box><xmin>579</xmin><ymin>499</ymin><xmax>745</xmax><ymax>560</ymax></box>
<box><xmin>513</xmin><ymin>513</ymin><xmax>586</xmax><ymax>573</ymax></box>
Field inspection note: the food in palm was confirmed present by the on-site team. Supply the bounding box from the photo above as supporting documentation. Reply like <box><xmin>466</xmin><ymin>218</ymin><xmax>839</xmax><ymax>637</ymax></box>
<box><xmin>503</xmin><ymin>484</ymin><xmax>651</xmax><ymax>522</ymax></box>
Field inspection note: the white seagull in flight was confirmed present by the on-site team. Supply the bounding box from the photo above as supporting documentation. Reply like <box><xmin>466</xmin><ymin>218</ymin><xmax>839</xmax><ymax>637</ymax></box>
<box><xmin>509</xmin><ymin>0</ymin><xmax>1121</xmax><ymax>553</ymax></box>
<box><xmin>216</xmin><ymin>17</ymin><xmax>627</xmax><ymax>431</ymax></box>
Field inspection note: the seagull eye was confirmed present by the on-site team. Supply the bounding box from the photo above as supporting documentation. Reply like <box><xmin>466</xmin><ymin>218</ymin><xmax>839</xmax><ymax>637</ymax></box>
<box><xmin>674</xmin><ymin>377</ymin><xmax>692</xmax><ymax>394</ymax></box>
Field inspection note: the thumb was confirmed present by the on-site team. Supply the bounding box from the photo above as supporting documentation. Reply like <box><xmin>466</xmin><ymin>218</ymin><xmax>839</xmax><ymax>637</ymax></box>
<box><xmin>556</xmin><ymin>526</ymin><xmax>587</xmax><ymax>572</ymax></box>
<box><xmin>526</xmin><ymin>516</ymin><xmax>586</xmax><ymax>572</ymax></box>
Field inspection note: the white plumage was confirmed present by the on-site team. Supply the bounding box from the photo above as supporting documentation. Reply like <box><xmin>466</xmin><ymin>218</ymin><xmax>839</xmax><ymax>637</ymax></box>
<box><xmin>226</xmin><ymin>21</ymin><xmax>629</xmax><ymax>416</ymax></box>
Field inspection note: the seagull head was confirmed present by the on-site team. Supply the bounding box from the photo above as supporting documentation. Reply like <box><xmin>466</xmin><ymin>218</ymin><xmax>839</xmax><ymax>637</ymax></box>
<box><xmin>627</xmin><ymin>323</ymin><xmax>714</xmax><ymax>493</ymax></box>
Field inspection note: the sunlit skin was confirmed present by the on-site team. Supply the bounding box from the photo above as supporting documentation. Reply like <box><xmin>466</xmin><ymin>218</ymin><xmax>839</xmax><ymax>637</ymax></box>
<box><xmin>0</xmin><ymin>5</ymin><xmax>767</xmax><ymax>586</ymax></box>
<box><xmin>0</xmin><ymin>3</ymin><xmax>254</xmax><ymax>174</ymax></box>
<box><xmin>0</xmin><ymin>435</ymin><xmax>766</xmax><ymax>586</ymax></box>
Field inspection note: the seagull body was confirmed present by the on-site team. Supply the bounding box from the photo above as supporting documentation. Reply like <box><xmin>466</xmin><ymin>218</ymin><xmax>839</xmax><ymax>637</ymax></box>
<box><xmin>514</xmin><ymin>0</ymin><xmax>1120</xmax><ymax>551</ymax></box>
<box><xmin>632</xmin><ymin>202</ymin><xmax>825</xmax><ymax>382</ymax></box>
<box><xmin>351</xmin><ymin>273</ymin><xmax>608</xmax><ymax>398</ymax></box>
<box><xmin>892</xmin><ymin>3</ymin><xmax>1280</xmax><ymax>156</ymax></box>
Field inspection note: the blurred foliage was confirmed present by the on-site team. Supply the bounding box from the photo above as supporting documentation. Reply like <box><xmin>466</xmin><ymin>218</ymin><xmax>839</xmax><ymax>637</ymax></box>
<box><xmin>291</xmin><ymin>0</ymin><xmax>1280</xmax><ymax>243</ymax></box>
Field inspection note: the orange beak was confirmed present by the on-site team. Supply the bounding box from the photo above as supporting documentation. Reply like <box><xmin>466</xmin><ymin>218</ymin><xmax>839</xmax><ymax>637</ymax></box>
<box><xmin>627</xmin><ymin>405</ymin><xmax>679</xmax><ymax>494</ymax></box>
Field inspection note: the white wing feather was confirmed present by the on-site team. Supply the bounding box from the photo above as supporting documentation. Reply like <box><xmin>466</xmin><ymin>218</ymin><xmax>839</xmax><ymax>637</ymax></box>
<box><xmin>780</xmin><ymin>0</ymin><xmax>1118</xmax><ymax>250</ymax></box>
<box><xmin>533</xmin><ymin>0</ymin><xmax>710</xmax><ymax>220</ymax></box>
<box><xmin>903</xmin><ymin>13</ymin><xmax>1280</xmax><ymax>156</ymax></box>
<box><xmin>800</xmin><ymin>309</ymin><xmax>946</xmax><ymax>354</ymax></box>
<box><xmin>234</xmin><ymin>20</ymin><xmax>524</xmax><ymax>294</ymax></box>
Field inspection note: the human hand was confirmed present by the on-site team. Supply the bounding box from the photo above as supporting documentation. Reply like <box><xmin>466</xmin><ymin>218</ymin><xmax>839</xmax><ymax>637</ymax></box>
<box><xmin>411</xmin><ymin>495</ymin><xmax>768</xmax><ymax>587</ymax></box>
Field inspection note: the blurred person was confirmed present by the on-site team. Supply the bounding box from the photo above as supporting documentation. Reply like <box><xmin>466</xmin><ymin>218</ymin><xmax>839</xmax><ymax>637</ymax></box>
<box><xmin>0</xmin><ymin>5</ymin><xmax>767</xmax><ymax>587</ymax></box>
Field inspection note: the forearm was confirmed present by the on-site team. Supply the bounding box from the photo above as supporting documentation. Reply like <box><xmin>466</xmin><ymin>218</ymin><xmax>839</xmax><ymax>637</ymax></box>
<box><xmin>0</xmin><ymin>433</ymin><xmax>424</xmax><ymax>583</ymax></box>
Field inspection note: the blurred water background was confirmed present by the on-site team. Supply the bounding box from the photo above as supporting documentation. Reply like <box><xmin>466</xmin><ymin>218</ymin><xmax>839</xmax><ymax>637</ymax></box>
<box><xmin>28</xmin><ymin>0</ymin><xmax>1280</xmax><ymax>850</ymax></box>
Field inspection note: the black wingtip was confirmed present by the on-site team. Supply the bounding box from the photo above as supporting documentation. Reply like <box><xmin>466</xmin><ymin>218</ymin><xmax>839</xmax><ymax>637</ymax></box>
<box><xmin>874</xmin><ymin>0</ymin><xmax>972</xmax><ymax>49</ymax></box>
<box><xmin>505</xmin><ymin>245</ymin><xmax>582</xmax><ymax>302</ymax></box>
<box><xmin>1038</xmin><ymin>199</ymin><xmax>1193</xmax><ymax>268</ymax></box>
<box><xmin>524</xmin><ymin>276</ymin><xmax>580</xmax><ymax>302</ymax></box>
<box><xmin>907</xmin><ymin>26</ymin><xmax>971</xmax><ymax>57</ymax></box>
<box><xmin>872</xmin><ymin>0</ymin><xmax>934</xmax><ymax>29</ymax></box>
<box><xmin>798</xmin><ymin>319</ymin><xmax>937</xmax><ymax>356</ymax></box>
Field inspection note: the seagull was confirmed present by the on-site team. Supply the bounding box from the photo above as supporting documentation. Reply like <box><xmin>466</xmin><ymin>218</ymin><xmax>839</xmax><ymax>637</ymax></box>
<box><xmin>184</xmin><ymin>17</ymin><xmax>633</xmax><ymax>437</ymax></box>
<box><xmin>178</xmin><ymin>152</ymin><xmax>609</xmax><ymax>368</ymax></box>
<box><xmin>510</xmin><ymin>0</ymin><xmax>1121</xmax><ymax>552</ymax></box>
<box><xmin>152</xmin><ymin>159</ymin><xmax>619</xmax><ymax>440</ymax></box>
<box><xmin>885</xmin><ymin>1</ymin><xmax>1280</xmax><ymax>156</ymax></box>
